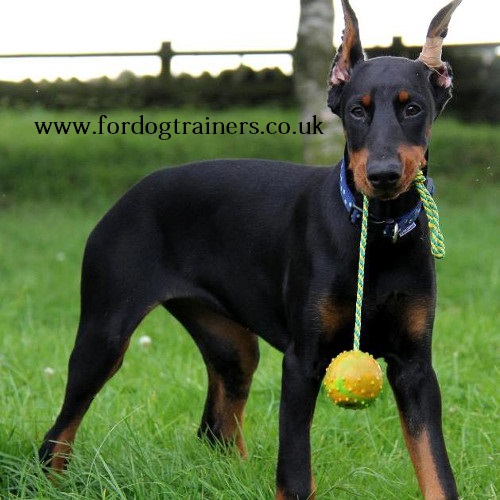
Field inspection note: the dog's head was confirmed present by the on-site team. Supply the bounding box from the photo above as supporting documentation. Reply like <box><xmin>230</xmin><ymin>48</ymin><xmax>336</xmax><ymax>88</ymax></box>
<box><xmin>328</xmin><ymin>0</ymin><xmax>461</xmax><ymax>200</ymax></box>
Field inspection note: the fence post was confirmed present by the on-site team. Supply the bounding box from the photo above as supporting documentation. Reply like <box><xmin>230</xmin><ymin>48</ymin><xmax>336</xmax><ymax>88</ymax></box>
<box><xmin>159</xmin><ymin>41</ymin><xmax>173</xmax><ymax>79</ymax></box>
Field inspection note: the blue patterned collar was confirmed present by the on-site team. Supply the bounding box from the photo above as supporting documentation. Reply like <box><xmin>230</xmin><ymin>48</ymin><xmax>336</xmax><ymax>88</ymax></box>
<box><xmin>339</xmin><ymin>158</ymin><xmax>434</xmax><ymax>241</ymax></box>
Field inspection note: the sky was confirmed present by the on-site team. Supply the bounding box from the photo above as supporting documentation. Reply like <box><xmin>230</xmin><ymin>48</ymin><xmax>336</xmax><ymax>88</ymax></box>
<box><xmin>0</xmin><ymin>0</ymin><xmax>498</xmax><ymax>82</ymax></box>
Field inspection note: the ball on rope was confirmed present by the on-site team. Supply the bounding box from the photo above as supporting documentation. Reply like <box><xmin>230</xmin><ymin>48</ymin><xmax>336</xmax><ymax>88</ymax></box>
<box><xmin>324</xmin><ymin>350</ymin><xmax>383</xmax><ymax>409</ymax></box>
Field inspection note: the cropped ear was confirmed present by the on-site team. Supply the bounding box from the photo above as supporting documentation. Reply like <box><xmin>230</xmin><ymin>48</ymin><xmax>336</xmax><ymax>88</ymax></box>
<box><xmin>428</xmin><ymin>61</ymin><xmax>453</xmax><ymax>118</ymax></box>
<box><xmin>418</xmin><ymin>0</ymin><xmax>462</xmax><ymax>111</ymax></box>
<box><xmin>327</xmin><ymin>0</ymin><xmax>365</xmax><ymax>115</ymax></box>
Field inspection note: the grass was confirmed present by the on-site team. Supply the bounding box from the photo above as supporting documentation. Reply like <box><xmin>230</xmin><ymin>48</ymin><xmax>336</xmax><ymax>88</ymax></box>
<box><xmin>0</xmin><ymin>108</ymin><xmax>498</xmax><ymax>498</ymax></box>
<box><xmin>0</xmin><ymin>107</ymin><xmax>304</xmax><ymax>203</ymax></box>
<box><xmin>0</xmin><ymin>107</ymin><xmax>497</xmax><ymax>203</ymax></box>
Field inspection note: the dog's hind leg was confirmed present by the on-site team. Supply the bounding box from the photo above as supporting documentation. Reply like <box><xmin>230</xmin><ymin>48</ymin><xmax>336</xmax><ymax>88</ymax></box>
<box><xmin>39</xmin><ymin>229</ymin><xmax>165</xmax><ymax>472</ymax></box>
<box><xmin>166</xmin><ymin>299</ymin><xmax>260</xmax><ymax>457</ymax></box>
<box><xmin>38</xmin><ymin>314</ymin><xmax>136</xmax><ymax>471</ymax></box>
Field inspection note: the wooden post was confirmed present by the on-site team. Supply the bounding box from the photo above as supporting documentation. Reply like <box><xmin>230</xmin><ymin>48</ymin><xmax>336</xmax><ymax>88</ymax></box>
<box><xmin>159</xmin><ymin>42</ymin><xmax>173</xmax><ymax>79</ymax></box>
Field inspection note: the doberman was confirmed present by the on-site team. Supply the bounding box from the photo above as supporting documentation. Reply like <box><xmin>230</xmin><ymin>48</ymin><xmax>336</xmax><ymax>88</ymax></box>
<box><xmin>39</xmin><ymin>0</ymin><xmax>462</xmax><ymax>498</ymax></box>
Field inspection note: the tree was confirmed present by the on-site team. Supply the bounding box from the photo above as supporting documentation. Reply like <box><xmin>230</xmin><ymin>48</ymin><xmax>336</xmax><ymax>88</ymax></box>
<box><xmin>294</xmin><ymin>0</ymin><xmax>344</xmax><ymax>164</ymax></box>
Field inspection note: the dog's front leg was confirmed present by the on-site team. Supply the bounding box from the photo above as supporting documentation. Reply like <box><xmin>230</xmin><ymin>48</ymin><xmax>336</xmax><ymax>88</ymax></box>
<box><xmin>387</xmin><ymin>351</ymin><xmax>458</xmax><ymax>500</ymax></box>
<box><xmin>276</xmin><ymin>347</ymin><xmax>321</xmax><ymax>500</ymax></box>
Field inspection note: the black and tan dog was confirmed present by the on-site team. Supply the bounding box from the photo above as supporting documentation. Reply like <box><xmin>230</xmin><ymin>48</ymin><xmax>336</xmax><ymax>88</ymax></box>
<box><xmin>39</xmin><ymin>0</ymin><xmax>462</xmax><ymax>498</ymax></box>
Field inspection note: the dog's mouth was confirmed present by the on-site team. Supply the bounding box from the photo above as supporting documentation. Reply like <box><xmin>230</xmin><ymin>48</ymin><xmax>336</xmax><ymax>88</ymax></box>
<box><xmin>369</xmin><ymin>183</ymin><xmax>410</xmax><ymax>202</ymax></box>
<box><xmin>352</xmin><ymin>173</ymin><xmax>412</xmax><ymax>202</ymax></box>
<box><xmin>349</xmin><ymin>149</ymin><xmax>425</xmax><ymax>202</ymax></box>
<box><xmin>371</xmin><ymin>190</ymin><xmax>401</xmax><ymax>202</ymax></box>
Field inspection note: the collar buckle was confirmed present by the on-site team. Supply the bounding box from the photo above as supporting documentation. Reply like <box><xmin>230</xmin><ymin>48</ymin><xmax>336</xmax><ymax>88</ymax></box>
<box><xmin>384</xmin><ymin>222</ymin><xmax>399</xmax><ymax>243</ymax></box>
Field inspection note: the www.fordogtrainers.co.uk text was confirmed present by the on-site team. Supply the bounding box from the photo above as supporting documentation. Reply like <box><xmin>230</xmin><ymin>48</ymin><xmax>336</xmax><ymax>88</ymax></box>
<box><xmin>34</xmin><ymin>114</ymin><xmax>325</xmax><ymax>141</ymax></box>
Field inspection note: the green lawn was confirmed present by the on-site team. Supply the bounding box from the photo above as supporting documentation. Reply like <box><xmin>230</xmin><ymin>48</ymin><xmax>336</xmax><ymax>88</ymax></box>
<box><xmin>0</xmin><ymin>109</ymin><xmax>498</xmax><ymax>498</ymax></box>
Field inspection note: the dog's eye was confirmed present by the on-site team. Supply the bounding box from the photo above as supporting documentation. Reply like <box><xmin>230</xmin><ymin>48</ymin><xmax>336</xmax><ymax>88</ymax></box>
<box><xmin>404</xmin><ymin>104</ymin><xmax>422</xmax><ymax>118</ymax></box>
<box><xmin>350</xmin><ymin>106</ymin><xmax>366</xmax><ymax>119</ymax></box>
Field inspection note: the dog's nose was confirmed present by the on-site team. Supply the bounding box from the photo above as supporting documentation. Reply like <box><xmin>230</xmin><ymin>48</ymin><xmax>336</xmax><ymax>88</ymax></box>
<box><xmin>367</xmin><ymin>163</ymin><xmax>401</xmax><ymax>190</ymax></box>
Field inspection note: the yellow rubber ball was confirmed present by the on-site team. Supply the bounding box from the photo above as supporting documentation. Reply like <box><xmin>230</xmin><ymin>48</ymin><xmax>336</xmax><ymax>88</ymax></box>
<box><xmin>324</xmin><ymin>350</ymin><xmax>383</xmax><ymax>409</ymax></box>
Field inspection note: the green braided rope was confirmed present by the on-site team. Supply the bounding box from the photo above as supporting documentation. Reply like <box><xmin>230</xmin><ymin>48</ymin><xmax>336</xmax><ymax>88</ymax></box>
<box><xmin>352</xmin><ymin>170</ymin><xmax>445</xmax><ymax>351</ymax></box>
<box><xmin>413</xmin><ymin>170</ymin><xmax>446</xmax><ymax>259</ymax></box>
<box><xmin>353</xmin><ymin>194</ymin><xmax>369</xmax><ymax>351</ymax></box>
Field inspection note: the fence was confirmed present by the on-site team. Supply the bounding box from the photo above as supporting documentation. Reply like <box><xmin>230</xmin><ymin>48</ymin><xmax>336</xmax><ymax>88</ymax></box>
<box><xmin>0</xmin><ymin>42</ymin><xmax>293</xmax><ymax>79</ymax></box>
<box><xmin>0</xmin><ymin>39</ymin><xmax>498</xmax><ymax>121</ymax></box>
<box><xmin>1</xmin><ymin>38</ymin><xmax>497</xmax><ymax>79</ymax></box>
